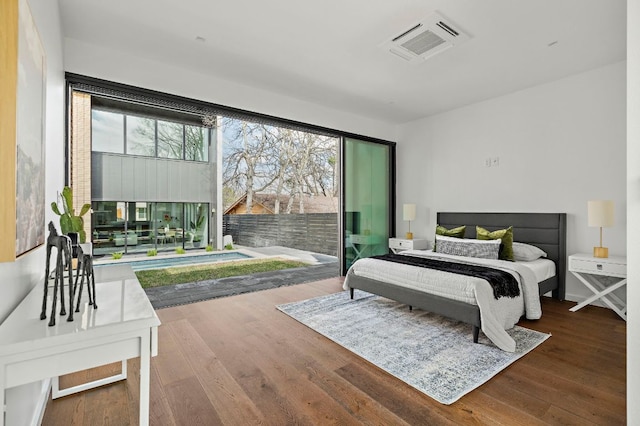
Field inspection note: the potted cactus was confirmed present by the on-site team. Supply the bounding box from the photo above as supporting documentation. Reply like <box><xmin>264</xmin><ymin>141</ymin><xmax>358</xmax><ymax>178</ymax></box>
<box><xmin>51</xmin><ymin>186</ymin><xmax>91</xmax><ymax>243</ymax></box>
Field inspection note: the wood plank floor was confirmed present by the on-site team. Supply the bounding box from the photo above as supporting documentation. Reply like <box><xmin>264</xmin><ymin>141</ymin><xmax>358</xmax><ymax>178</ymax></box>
<box><xmin>42</xmin><ymin>278</ymin><xmax>626</xmax><ymax>425</ymax></box>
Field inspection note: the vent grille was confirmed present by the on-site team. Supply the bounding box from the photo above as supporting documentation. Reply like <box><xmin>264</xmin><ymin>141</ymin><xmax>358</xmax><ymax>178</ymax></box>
<box><xmin>380</xmin><ymin>12</ymin><xmax>470</xmax><ymax>63</ymax></box>
<box><xmin>437</xmin><ymin>21</ymin><xmax>459</xmax><ymax>37</ymax></box>
<box><xmin>401</xmin><ymin>30</ymin><xmax>447</xmax><ymax>56</ymax></box>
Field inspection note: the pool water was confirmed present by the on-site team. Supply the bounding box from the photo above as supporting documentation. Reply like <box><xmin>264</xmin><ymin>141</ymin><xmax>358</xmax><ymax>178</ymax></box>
<box><xmin>96</xmin><ymin>252</ymin><xmax>252</xmax><ymax>271</ymax></box>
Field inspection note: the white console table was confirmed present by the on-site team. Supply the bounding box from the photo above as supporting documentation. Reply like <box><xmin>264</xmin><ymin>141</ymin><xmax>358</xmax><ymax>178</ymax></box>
<box><xmin>0</xmin><ymin>265</ymin><xmax>160</xmax><ymax>426</ymax></box>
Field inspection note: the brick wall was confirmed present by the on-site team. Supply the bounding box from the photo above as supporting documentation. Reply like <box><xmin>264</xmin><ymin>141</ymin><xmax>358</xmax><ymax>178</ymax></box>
<box><xmin>70</xmin><ymin>92</ymin><xmax>92</xmax><ymax>241</ymax></box>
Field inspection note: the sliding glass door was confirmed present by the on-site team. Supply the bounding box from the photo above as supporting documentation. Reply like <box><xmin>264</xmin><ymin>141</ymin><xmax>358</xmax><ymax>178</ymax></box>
<box><xmin>342</xmin><ymin>137</ymin><xmax>395</xmax><ymax>274</ymax></box>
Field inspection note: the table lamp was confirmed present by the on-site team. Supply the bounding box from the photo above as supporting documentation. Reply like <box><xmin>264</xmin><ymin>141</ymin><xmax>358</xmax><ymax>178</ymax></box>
<box><xmin>403</xmin><ymin>203</ymin><xmax>416</xmax><ymax>240</ymax></box>
<box><xmin>587</xmin><ymin>200</ymin><xmax>614</xmax><ymax>258</ymax></box>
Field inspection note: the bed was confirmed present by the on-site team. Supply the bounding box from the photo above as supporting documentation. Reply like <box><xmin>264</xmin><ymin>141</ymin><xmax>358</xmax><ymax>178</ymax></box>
<box><xmin>343</xmin><ymin>212</ymin><xmax>566</xmax><ymax>351</ymax></box>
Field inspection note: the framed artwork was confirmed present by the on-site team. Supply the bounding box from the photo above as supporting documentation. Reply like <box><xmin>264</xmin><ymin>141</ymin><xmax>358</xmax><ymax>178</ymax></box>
<box><xmin>15</xmin><ymin>0</ymin><xmax>46</xmax><ymax>257</ymax></box>
<box><xmin>0</xmin><ymin>0</ymin><xmax>46</xmax><ymax>262</ymax></box>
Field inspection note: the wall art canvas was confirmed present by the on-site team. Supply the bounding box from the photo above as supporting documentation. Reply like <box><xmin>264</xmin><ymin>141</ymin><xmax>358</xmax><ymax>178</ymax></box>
<box><xmin>16</xmin><ymin>0</ymin><xmax>46</xmax><ymax>256</ymax></box>
<box><xmin>15</xmin><ymin>0</ymin><xmax>46</xmax><ymax>257</ymax></box>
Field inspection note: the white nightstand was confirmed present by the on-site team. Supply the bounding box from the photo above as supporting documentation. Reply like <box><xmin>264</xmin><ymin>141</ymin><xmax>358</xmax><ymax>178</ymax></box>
<box><xmin>389</xmin><ymin>237</ymin><xmax>429</xmax><ymax>253</ymax></box>
<box><xmin>348</xmin><ymin>234</ymin><xmax>384</xmax><ymax>262</ymax></box>
<box><xmin>568</xmin><ymin>253</ymin><xmax>627</xmax><ymax>320</ymax></box>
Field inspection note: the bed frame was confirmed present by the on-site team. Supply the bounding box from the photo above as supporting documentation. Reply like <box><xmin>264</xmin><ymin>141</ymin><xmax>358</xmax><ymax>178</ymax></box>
<box><xmin>347</xmin><ymin>212</ymin><xmax>567</xmax><ymax>342</ymax></box>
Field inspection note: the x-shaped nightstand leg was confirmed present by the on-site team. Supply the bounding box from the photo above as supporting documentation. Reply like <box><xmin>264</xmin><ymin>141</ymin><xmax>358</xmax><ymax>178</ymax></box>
<box><xmin>569</xmin><ymin>272</ymin><xmax>627</xmax><ymax>320</ymax></box>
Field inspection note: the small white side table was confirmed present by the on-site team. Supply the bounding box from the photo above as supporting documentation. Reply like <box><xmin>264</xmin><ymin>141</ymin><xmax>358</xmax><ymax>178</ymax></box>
<box><xmin>568</xmin><ymin>253</ymin><xmax>627</xmax><ymax>320</ymax></box>
<box><xmin>389</xmin><ymin>237</ymin><xmax>429</xmax><ymax>253</ymax></box>
<box><xmin>348</xmin><ymin>234</ymin><xmax>384</xmax><ymax>261</ymax></box>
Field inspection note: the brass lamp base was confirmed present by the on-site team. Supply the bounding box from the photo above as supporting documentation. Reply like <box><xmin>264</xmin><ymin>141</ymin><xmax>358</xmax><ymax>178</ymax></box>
<box><xmin>593</xmin><ymin>246</ymin><xmax>609</xmax><ymax>258</ymax></box>
<box><xmin>405</xmin><ymin>232</ymin><xmax>413</xmax><ymax>240</ymax></box>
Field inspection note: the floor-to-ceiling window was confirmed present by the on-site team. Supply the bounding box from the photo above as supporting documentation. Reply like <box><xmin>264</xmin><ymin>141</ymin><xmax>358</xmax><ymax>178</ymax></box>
<box><xmin>156</xmin><ymin>201</ymin><xmax>184</xmax><ymax>251</ymax></box>
<box><xmin>68</xmin><ymin>74</ymin><xmax>395</xmax><ymax>269</ymax></box>
<box><xmin>185</xmin><ymin>203</ymin><xmax>209</xmax><ymax>248</ymax></box>
<box><xmin>91</xmin><ymin>201</ymin><xmax>209</xmax><ymax>255</ymax></box>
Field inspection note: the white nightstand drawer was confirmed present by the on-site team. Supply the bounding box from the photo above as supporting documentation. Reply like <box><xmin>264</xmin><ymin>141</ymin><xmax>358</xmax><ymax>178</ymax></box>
<box><xmin>389</xmin><ymin>239</ymin><xmax>411</xmax><ymax>250</ymax></box>
<box><xmin>389</xmin><ymin>238</ymin><xmax>429</xmax><ymax>251</ymax></box>
<box><xmin>569</xmin><ymin>257</ymin><xmax>626</xmax><ymax>278</ymax></box>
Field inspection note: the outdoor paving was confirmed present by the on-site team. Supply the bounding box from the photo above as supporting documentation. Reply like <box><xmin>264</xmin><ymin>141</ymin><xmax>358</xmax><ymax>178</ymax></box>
<box><xmin>142</xmin><ymin>246</ymin><xmax>339</xmax><ymax>309</ymax></box>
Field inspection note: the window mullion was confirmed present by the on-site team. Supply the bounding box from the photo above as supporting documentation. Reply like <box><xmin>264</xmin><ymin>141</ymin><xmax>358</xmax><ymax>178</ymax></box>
<box><xmin>154</xmin><ymin>119</ymin><xmax>158</xmax><ymax>157</ymax></box>
<box><xmin>123</xmin><ymin>115</ymin><xmax>127</xmax><ymax>154</ymax></box>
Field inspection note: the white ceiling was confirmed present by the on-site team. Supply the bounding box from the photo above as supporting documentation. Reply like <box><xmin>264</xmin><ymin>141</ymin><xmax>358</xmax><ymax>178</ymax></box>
<box><xmin>58</xmin><ymin>0</ymin><xmax>626</xmax><ymax>124</ymax></box>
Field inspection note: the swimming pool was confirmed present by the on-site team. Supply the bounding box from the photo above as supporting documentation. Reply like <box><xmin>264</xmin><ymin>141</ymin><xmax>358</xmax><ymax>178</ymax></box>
<box><xmin>96</xmin><ymin>252</ymin><xmax>252</xmax><ymax>271</ymax></box>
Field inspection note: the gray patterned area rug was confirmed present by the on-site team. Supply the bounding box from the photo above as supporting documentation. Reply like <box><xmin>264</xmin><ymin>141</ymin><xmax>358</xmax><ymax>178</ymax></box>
<box><xmin>276</xmin><ymin>291</ymin><xmax>550</xmax><ymax>405</ymax></box>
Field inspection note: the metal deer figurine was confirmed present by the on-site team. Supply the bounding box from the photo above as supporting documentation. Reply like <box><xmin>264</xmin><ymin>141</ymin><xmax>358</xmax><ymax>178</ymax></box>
<box><xmin>74</xmin><ymin>243</ymin><xmax>98</xmax><ymax>312</ymax></box>
<box><xmin>41</xmin><ymin>222</ymin><xmax>75</xmax><ymax>326</ymax></box>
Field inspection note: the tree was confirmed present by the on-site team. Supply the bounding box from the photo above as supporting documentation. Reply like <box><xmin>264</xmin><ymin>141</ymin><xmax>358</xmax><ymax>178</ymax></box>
<box><xmin>222</xmin><ymin>119</ymin><xmax>277</xmax><ymax>213</ymax></box>
<box><xmin>223</xmin><ymin>186</ymin><xmax>238</xmax><ymax>211</ymax></box>
<box><xmin>222</xmin><ymin>118</ymin><xmax>338</xmax><ymax>214</ymax></box>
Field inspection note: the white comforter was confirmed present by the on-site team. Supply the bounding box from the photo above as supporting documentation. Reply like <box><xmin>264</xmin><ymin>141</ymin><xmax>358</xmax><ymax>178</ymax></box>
<box><xmin>342</xmin><ymin>250</ymin><xmax>541</xmax><ymax>352</ymax></box>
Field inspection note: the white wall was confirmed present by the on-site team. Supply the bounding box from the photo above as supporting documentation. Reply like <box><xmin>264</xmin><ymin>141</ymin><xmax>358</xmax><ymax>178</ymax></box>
<box><xmin>627</xmin><ymin>0</ymin><xmax>639</xmax><ymax>423</ymax></box>
<box><xmin>396</xmin><ymin>61</ymin><xmax>626</xmax><ymax>303</ymax></box>
<box><xmin>63</xmin><ymin>38</ymin><xmax>396</xmax><ymax>142</ymax></box>
<box><xmin>0</xmin><ymin>0</ymin><xmax>65</xmax><ymax>424</ymax></box>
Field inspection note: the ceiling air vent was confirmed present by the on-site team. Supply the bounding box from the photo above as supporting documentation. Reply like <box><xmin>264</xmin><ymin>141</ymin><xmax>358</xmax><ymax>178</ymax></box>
<box><xmin>381</xmin><ymin>12</ymin><xmax>471</xmax><ymax>63</ymax></box>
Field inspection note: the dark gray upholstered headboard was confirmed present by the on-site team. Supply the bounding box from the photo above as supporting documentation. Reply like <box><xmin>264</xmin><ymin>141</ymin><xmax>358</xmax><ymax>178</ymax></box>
<box><xmin>437</xmin><ymin>212</ymin><xmax>567</xmax><ymax>300</ymax></box>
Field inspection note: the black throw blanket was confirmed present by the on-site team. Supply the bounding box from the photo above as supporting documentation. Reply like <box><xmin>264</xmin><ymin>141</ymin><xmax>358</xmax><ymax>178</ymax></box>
<box><xmin>370</xmin><ymin>253</ymin><xmax>520</xmax><ymax>299</ymax></box>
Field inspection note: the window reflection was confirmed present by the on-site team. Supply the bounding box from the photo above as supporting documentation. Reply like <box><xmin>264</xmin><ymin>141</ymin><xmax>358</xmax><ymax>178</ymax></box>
<box><xmin>157</xmin><ymin>120</ymin><xmax>184</xmax><ymax>159</ymax></box>
<box><xmin>91</xmin><ymin>108</ymin><xmax>210</xmax><ymax>163</ymax></box>
<box><xmin>185</xmin><ymin>125</ymin><xmax>209</xmax><ymax>162</ymax></box>
<box><xmin>92</xmin><ymin>110</ymin><xmax>124</xmax><ymax>154</ymax></box>
<box><xmin>126</xmin><ymin>115</ymin><xmax>156</xmax><ymax>156</ymax></box>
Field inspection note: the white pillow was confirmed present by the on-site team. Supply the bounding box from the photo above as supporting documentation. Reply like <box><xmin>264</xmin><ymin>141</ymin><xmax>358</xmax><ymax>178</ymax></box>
<box><xmin>435</xmin><ymin>235</ymin><xmax>501</xmax><ymax>259</ymax></box>
<box><xmin>512</xmin><ymin>242</ymin><xmax>547</xmax><ymax>261</ymax></box>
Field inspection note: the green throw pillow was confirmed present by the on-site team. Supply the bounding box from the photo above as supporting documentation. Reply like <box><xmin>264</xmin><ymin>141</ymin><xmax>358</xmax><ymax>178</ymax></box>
<box><xmin>476</xmin><ymin>226</ymin><xmax>514</xmax><ymax>261</ymax></box>
<box><xmin>436</xmin><ymin>225</ymin><xmax>466</xmax><ymax>238</ymax></box>
<box><xmin>434</xmin><ymin>225</ymin><xmax>466</xmax><ymax>250</ymax></box>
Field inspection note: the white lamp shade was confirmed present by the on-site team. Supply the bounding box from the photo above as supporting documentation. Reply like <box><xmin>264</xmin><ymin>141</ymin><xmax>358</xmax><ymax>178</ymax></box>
<box><xmin>588</xmin><ymin>200</ymin><xmax>614</xmax><ymax>227</ymax></box>
<box><xmin>403</xmin><ymin>204</ymin><xmax>416</xmax><ymax>221</ymax></box>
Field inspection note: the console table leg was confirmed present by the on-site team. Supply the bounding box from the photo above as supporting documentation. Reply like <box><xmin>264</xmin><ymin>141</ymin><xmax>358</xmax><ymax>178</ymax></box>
<box><xmin>1</xmin><ymin>369</ymin><xmax>5</xmax><ymax>426</ymax></box>
<box><xmin>139</xmin><ymin>332</ymin><xmax>151</xmax><ymax>426</ymax></box>
<box><xmin>52</xmin><ymin>359</ymin><xmax>128</xmax><ymax>399</ymax></box>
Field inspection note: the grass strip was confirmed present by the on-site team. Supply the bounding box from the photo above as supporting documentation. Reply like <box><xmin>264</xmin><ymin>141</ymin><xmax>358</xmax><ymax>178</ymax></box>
<box><xmin>135</xmin><ymin>258</ymin><xmax>309</xmax><ymax>288</ymax></box>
